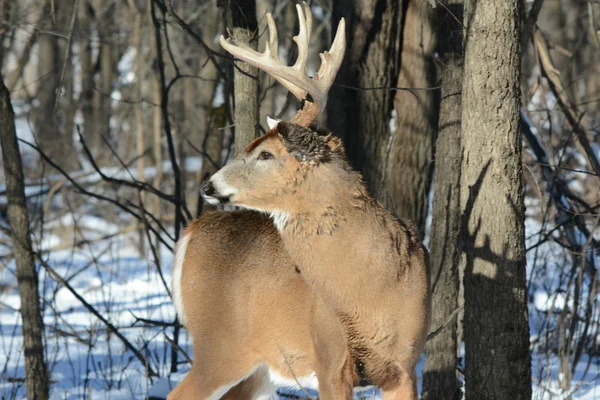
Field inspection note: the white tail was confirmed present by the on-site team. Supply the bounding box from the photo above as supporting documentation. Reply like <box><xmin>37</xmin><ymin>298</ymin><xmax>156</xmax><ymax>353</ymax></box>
<box><xmin>169</xmin><ymin>4</ymin><xmax>430</xmax><ymax>400</ymax></box>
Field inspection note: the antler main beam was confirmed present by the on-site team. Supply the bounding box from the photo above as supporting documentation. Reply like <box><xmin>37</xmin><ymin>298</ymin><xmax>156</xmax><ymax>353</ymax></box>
<box><xmin>220</xmin><ymin>2</ymin><xmax>346</xmax><ymax>127</ymax></box>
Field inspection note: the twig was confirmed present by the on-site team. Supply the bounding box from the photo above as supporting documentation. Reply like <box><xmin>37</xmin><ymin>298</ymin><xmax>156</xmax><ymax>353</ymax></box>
<box><xmin>150</xmin><ymin>0</ymin><xmax>188</xmax><ymax>240</ymax></box>
<box><xmin>276</xmin><ymin>344</ymin><xmax>317</xmax><ymax>400</ymax></box>
<box><xmin>164</xmin><ymin>0</ymin><xmax>228</xmax><ymax>79</ymax></box>
<box><xmin>76</xmin><ymin>127</ymin><xmax>178</xmax><ymax>205</ymax></box>
<box><xmin>37</xmin><ymin>255</ymin><xmax>158</xmax><ymax>377</ymax></box>
<box><xmin>163</xmin><ymin>332</ymin><xmax>192</xmax><ymax>364</ymax></box>
<box><xmin>533</xmin><ymin>26</ymin><xmax>600</xmax><ymax>177</ymax></box>
<box><xmin>426</xmin><ymin>306</ymin><xmax>463</xmax><ymax>342</ymax></box>
<box><xmin>521</xmin><ymin>109</ymin><xmax>599</xmax><ymax>275</ymax></box>
<box><xmin>54</xmin><ymin>0</ymin><xmax>80</xmax><ymax>111</ymax></box>
<box><xmin>19</xmin><ymin>139</ymin><xmax>174</xmax><ymax>251</ymax></box>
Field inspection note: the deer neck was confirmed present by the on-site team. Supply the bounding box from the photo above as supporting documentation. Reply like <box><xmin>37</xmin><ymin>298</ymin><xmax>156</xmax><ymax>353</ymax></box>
<box><xmin>272</xmin><ymin>163</ymin><xmax>371</xmax><ymax>236</ymax></box>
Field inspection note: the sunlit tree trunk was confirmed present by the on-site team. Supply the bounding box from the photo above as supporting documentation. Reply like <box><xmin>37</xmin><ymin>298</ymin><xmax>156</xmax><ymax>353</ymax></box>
<box><xmin>227</xmin><ymin>0</ymin><xmax>260</xmax><ymax>155</ymax></box>
<box><xmin>461</xmin><ymin>0</ymin><xmax>531</xmax><ymax>397</ymax></box>
<box><xmin>386</xmin><ymin>0</ymin><xmax>438</xmax><ymax>237</ymax></box>
<box><xmin>422</xmin><ymin>2</ymin><xmax>462</xmax><ymax>399</ymax></box>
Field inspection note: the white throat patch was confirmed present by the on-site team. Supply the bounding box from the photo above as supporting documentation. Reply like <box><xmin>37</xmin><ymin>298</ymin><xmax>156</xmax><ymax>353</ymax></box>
<box><xmin>270</xmin><ymin>210</ymin><xmax>290</xmax><ymax>232</ymax></box>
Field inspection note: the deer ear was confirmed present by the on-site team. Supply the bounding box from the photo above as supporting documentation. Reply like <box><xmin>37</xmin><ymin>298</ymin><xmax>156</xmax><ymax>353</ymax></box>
<box><xmin>266</xmin><ymin>115</ymin><xmax>280</xmax><ymax>130</ymax></box>
<box><xmin>277</xmin><ymin>122</ymin><xmax>332</xmax><ymax>163</ymax></box>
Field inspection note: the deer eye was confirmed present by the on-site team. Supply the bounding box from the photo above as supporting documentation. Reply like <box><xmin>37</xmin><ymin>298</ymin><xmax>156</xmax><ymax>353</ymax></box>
<box><xmin>258</xmin><ymin>151</ymin><xmax>274</xmax><ymax>160</ymax></box>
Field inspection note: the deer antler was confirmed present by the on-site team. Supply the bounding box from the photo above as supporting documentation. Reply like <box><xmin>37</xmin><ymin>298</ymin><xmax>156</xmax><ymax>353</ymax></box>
<box><xmin>220</xmin><ymin>2</ymin><xmax>346</xmax><ymax>127</ymax></box>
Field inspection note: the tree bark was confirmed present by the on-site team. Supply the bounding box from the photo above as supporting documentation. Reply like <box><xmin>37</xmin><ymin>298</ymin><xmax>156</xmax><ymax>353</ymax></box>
<box><xmin>0</xmin><ymin>76</ymin><xmax>49</xmax><ymax>400</ymax></box>
<box><xmin>328</xmin><ymin>0</ymin><xmax>402</xmax><ymax>193</ymax></box>
<box><xmin>386</xmin><ymin>0</ymin><xmax>438</xmax><ymax>237</ymax></box>
<box><xmin>461</xmin><ymin>0</ymin><xmax>531</xmax><ymax>398</ymax></box>
<box><xmin>95</xmin><ymin>0</ymin><xmax>116</xmax><ymax>164</ymax></box>
<box><xmin>33</xmin><ymin>2</ymin><xmax>61</xmax><ymax>161</ymax></box>
<box><xmin>79</xmin><ymin>0</ymin><xmax>101</xmax><ymax>160</ymax></box>
<box><xmin>421</xmin><ymin>2</ymin><xmax>463</xmax><ymax>399</ymax></box>
<box><xmin>228</xmin><ymin>0</ymin><xmax>260</xmax><ymax>155</ymax></box>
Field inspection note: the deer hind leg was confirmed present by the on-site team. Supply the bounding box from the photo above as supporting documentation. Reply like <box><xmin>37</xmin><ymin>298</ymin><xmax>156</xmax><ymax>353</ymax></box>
<box><xmin>314</xmin><ymin>349</ymin><xmax>354</xmax><ymax>400</ymax></box>
<box><xmin>221</xmin><ymin>365</ymin><xmax>276</xmax><ymax>400</ymax></box>
<box><xmin>167</xmin><ymin>360</ymin><xmax>263</xmax><ymax>400</ymax></box>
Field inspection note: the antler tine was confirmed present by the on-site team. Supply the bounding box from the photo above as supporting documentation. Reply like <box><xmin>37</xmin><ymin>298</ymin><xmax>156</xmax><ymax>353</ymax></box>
<box><xmin>265</xmin><ymin>13</ymin><xmax>279</xmax><ymax>60</ymax></box>
<box><xmin>314</xmin><ymin>18</ymin><xmax>346</xmax><ymax>94</ymax></box>
<box><xmin>220</xmin><ymin>2</ymin><xmax>346</xmax><ymax>127</ymax></box>
<box><xmin>292</xmin><ymin>3</ymin><xmax>312</xmax><ymax>74</ymax></box>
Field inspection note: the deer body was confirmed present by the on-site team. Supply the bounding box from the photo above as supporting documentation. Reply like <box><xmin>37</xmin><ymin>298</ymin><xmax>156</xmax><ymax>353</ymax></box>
<box><xmin>200</xmin><ymin>124</ymin><xmax>430</xmax><ymax>399</ymax></box>
<box><xmin>169</xmin><ymin>4</ymin><xmax>430</xmax><ymax>398</ymax></box>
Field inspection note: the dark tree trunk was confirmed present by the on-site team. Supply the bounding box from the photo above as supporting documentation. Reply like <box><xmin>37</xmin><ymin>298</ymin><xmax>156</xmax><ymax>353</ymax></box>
<box><xmin>33</xmin><ymin>2</ymin><xmax>61</xmax><ymax>161</ymax></box>
<box><xmin>0</xmin><ymin>76</ymin><xmax>49</xmax><ymax>400</ymax></box>
<box><xmin>79</xmin><ymin>1</ymin><xmax>100</xmax><ymax>158</ymax></box>
<box><xmin>228</xmin><ymin>0</ymin><xmax>260</xmax><ymax>155</ymax></box>
<box><xmin>385</xmin><ymin>0</ymin><xmax>438</xmax><ymax>238</ymax></box>
<box><xmin>0</xmin><ymin>0</ymin><xmax>14</xmax><ymax>67</ymax></box>
<box><xmin>33</xmin><ymin>1</ymin><xmax>78</xmax><ymax>171</ymax></box>
<box><xmin>421</xmin><ymin>2</ymin><xmax>463</xmax><ymax>399</ymax></box>
<box><xmin>328</xmin><ymin>0</ymin><xmax>438</xmax><ymax>238</ymax></box>
<box><xmin>461</xmin><ymin>0</ymin><xmax>532</xmax><ymax>398</ymax></box>
<box><xmin>328</xmin><ymin>0</ymin><xmax>403</xmax><ymax>192</ymax></box>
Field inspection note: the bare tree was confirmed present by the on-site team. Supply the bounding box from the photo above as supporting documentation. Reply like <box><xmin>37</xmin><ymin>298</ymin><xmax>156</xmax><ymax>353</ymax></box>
<box><xmin>33</xmin><ymin>1</ymin><xmax>62</xmax><ymax>162</ymax></box>
<box><xmin>0</xmin><ymin>75</ymin><xmax>49</xmax><ymax>400</ymax></box>
<box><xmin>226</xmin><ymin>0</ymin><xmax>260</xmax><ymax>155</ymax></box>
<box><xmin>328</xmin><ymin>0</ymin><xmax>439</xmax><ymax>237</ymax></box>
<box><xmin>460</xmin><ymin>0</ymin><xmax>531</xmax><ymax>398</ymax></box>
<box><xmin>421</xmin><ymin>1</ymin><xmax>463</xmax><ymax>399</ymax></box>
<box><xmin>328</xmin><ymin>0</ymin><xmax>402</xmax><ymax>194</ymax></box>
<box><xmin>386</xmin><ymin>0</ymin><xmax>438</xmax><ymax>237</ymax></box>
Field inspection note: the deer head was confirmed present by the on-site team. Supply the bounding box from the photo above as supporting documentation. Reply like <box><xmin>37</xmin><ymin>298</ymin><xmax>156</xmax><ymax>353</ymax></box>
<box><xmin>202</xmin><ymin>3</ymin><xmax>347</xmax><ymax>212</ymax></box>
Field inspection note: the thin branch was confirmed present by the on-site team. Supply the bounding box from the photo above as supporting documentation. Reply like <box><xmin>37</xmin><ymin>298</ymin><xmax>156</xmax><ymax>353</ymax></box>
<box><xmin>163</xmin><ymin>0</ymin><xmax>228</xmax><ymax>79</ymax></box>
<box><xmin>151</xmin><ymin>0</ymin><xmax>188</xmax><ymax>238</ymax></box>
<box><xmin>533</xmin><ymin>26</ymin><xmax>600</xmax><ymax>177</ymax></box>
<box><xmin>426</xmin><ymin>306</ymin><xmax>463</xmax><ymax>342</ymax></box>
<box><xmin>37</xmin><ymin>255</ymin><xmax>158</xmax><ymax>377</ymax></box>
<box><xmin>20</xmin><ymin>139</ymin><xmax>174</xmax><ymax>251</ymax></box>
<box><xmin>54</xmin><ymin>0</ymin><xmax>80</xmax><ymax>111</ymax></box>
<box><xmin>77</xmin><ymin>127</ymin><xmax>178</xmax><ymax>205</ymax></box>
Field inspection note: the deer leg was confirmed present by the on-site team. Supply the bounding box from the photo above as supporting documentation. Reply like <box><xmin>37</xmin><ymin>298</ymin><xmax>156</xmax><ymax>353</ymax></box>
<box><xmin>221</xmin><ymin>365</ymin><xmax>275</xmax><ymax>400</ymax></box>
<box><xmin>311</xmin><ymin>305</ymin><xmax>354</xmax><ymax>400</ymax></box>
<box><xmin>167</xmin><ymin>358</ymin><xmax>262</xmax><ymax>400</ymax></box>
<box><xmin>314</xmin><ymin>349</ymin><xmax>354</xmax><ymax>400</ymax></box>
<box><xmin>380</xmin><ymin>364</ymin><xmax>418</xmax><ymax>400</ymax></box>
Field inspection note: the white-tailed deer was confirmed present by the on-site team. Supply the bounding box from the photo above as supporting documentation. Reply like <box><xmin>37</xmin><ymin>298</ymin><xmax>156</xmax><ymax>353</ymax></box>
<box><xmin>168</xmin><ymin>3</ymin><xmax>430</xmax><ymax>399</ymax></box>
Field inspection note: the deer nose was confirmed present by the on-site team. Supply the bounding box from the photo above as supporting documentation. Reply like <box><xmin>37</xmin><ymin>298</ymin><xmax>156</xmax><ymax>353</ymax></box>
<box><xmin>200</xmin><ymin>180</ymin><xmax>215</xmax><ymax>197</ymax></box>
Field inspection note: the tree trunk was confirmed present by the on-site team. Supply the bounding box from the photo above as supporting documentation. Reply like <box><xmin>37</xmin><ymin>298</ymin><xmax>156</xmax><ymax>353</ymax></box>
<box><xmin>183</xmin><ymin>0</ymin><xmax>221</xmax><ymax>214</ymax></box>
<box><xmin>460</xmin><ymin>0</ymin><xmax>531</xmax><ymax>398</ymax></box>
<box><xmin>0</xmin><ymin>76</ymin><xmax>49</xmax><ymax>400</ymax></box>
<box><xmin>328</xmin><ymin>0</ymin><xmax>402</xmax><ymax>192</ymax></box>
<box><xmin>95</xmin><ymin>0</ymin><xmax>116</xmax><ymax>164</ymax></box>
<box><xmin>33</xmin><ymin>2</ymin><xmax>61</xmax><ymax>162</ymax></box>
<box><xmin>229</xmin><ymin>0</ymin><xmax>259</xmax><ymax>155</ymax></box>
<box><xmin>385</xmin><ymin>0</ymin><xmax>437</xmax><ymax>237</ymax></box>
<box><xmin>421</xmin><ymin>2</ymin><xmax>463</xmax><ymax>399</ymax></box>
<box><xmin>149</xmin><ymin>0</ymin><xmax>164</xmax><ymax>218</ymax></box>
<box><xmin>79</xmin><ymin>0</ymin><xmax>101</xmax><ymax>159</ymax></box>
